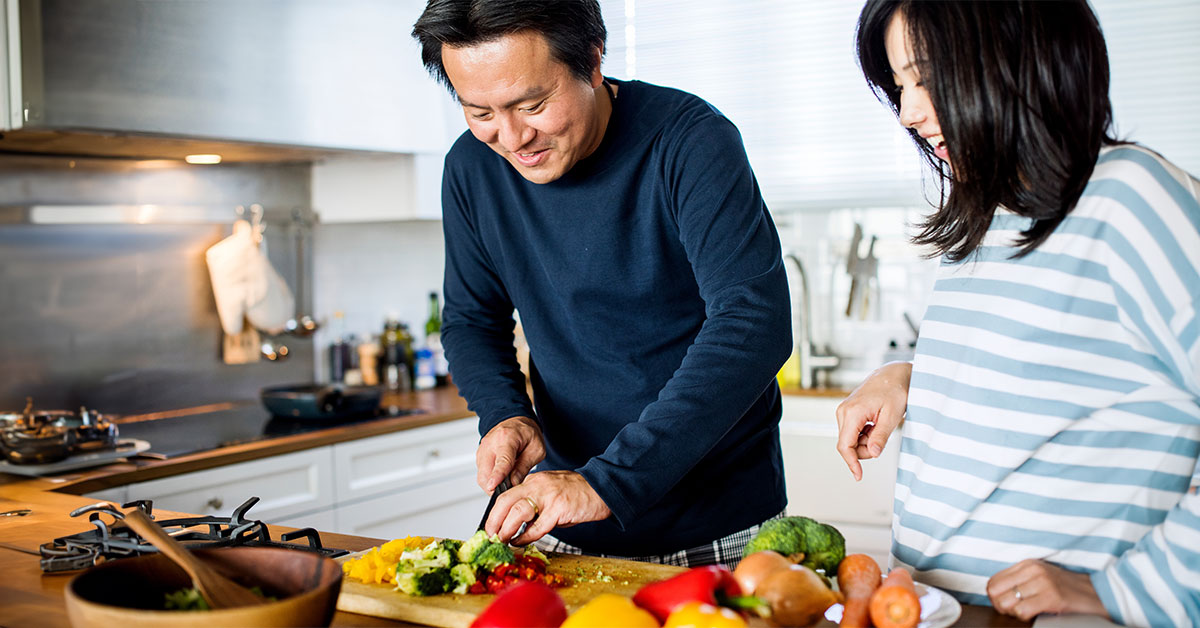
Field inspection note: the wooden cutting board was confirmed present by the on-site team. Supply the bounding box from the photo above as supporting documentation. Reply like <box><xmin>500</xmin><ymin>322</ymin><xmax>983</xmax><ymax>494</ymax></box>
<box><xmin>335</xmin><ymin>550</ymin><xmax>687</xmax><ymax>628</ymax></box>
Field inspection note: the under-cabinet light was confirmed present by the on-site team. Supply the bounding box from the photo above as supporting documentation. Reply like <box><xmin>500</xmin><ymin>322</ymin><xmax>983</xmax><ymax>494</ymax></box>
<box><xmin>184</xmin><ymin>154</ymin><xmax>222</xmax><ymax>164</ymax></box>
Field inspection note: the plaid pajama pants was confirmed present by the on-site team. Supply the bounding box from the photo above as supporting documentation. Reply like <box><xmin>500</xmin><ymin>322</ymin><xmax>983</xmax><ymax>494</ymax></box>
<box><xmin>533</xmin><ymin>511</ymin><xmax>785</xmax><ymax>569</ymax></box>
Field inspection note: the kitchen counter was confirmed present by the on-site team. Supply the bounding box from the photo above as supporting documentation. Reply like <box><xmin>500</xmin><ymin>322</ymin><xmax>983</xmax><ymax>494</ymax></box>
<box><xmin>0</xmin><ymin>385</ymin><xmax>1027</xmax><ymax>627</ymax></box>
<box><xmin>0</xmin><ymin>386</ymin><xmax>473</xmax><ymax>496</ymax></box>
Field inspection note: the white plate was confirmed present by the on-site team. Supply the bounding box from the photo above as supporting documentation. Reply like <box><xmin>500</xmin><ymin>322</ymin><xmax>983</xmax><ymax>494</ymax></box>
<box><xmin>824</xmin><ymin>582</ymin><xmax>963</xmax><ymax>628</ymax></box>
<box><xmin>0</xmin><ymin>439</ymin><xmax>151</xmax><ymax>476</ymax></box>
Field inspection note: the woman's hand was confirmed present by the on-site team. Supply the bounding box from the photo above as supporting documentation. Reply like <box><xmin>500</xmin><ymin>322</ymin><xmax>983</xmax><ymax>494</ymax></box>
<box><xmin>835</xmin><ymin>361</ymin><xmax>912</xmax><ymax>481</ymax></box>
<box><xmin>987</xmin><ymin>559</ymin><xmax>1110</xmax><ymax>622</ymax></box>
<box><xmin>477</xmin><ymin>415</ymin><xmax>546</xmax><ymax>493</ymax></box>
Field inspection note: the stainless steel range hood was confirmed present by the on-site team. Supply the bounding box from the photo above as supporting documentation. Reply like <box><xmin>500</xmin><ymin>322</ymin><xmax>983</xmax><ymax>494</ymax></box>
<box><xmin>0</xmin><ymin>0</ymin><xmax>447</xmax><ymax>163</ymax></box>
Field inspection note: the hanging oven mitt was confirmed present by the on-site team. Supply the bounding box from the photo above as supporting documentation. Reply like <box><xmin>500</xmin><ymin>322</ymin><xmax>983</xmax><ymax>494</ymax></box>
<box><xmin>243</xmin><ymin>239</ymin><xmax>294</xmax><ymax>335</ymax></box>
<box><xmin>205</xmin><ymin>219</ymin><xmax>256</xmax><ymax>336</ymax></box>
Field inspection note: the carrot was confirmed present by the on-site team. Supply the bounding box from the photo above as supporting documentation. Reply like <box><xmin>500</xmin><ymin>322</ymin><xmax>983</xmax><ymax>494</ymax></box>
<box><xmin>868</xmin><ymin>568</ymin><xmax>921</xmax><ymax>628</ymax></box>
<box><xmin>837</xmin><ymin>554</ymin><xmax>882</xmax><ymax>628</ymax></box>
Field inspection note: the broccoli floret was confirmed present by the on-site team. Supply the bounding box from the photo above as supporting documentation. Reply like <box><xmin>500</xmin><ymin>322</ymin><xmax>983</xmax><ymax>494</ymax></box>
<box><xmin>799</xmin><ymin>522</ymin><xmax>845</xmax><ymax>574</ymax></box>
<box><xmin>399</xmin><ymin>543</ymin><xmax>454</xmax><ymax>571</ymax></box>
<box><xmin>472</xmin><ymin>541</ymin><xmax>515</xmax><ymax>570</ymax></box>
<box><xmin>394</xmin><ymin>568</ymin><xmax>452</xmax><ymax>596</ymax></box>
<box><xmin>744</xmin><ymin>517</ymin><xmax>808</xmax><ymax>559</ymax></box>
<box><xmin>441</xmin><ymin>538</ymin><xmax>464</xmax><ymax>557</ymax></box>
<box><xmin>743</xmin><ymin>516</ymin><xmax>846</xmax><ymax>573</ymax></box>
<box><xmin>458</xmin><ymin>530</ymin><xmax>514</xmax><ymax>570</ymax></box>
<box><xmin>449</xmin><ymin>563</ymin><xmax>477</xmax><ymax>594</ymax></box>
<box><xmin>521</xmin><ymin>544</ymin><xmax>549</xmax><ymax>564</ymax></box>
<box><xmin>457</xmin><ymin>530</ymin><xmax>492</xmax><ymax>563</ymax></box>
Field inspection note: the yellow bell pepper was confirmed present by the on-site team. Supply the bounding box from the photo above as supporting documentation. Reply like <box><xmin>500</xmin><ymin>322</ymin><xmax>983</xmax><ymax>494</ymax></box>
<box><xmin>562</xmin><ymin>593</ymin><xmax>659</xmax><ymax>628</ymax></box>
<box><xmin>663</xmin><ymin>601</ymin><xmax>747</xmax><ymax>628</ymax></box>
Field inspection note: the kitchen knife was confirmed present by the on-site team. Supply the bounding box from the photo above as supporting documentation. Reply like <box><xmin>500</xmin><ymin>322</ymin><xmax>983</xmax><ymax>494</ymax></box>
<box><xmin>477</xmin><ymin>476</ymin><xmax>513</xmax><ymax>532</ymax></box>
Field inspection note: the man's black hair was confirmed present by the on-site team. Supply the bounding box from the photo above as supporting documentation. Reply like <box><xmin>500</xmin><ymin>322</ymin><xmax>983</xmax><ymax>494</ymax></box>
<box><xmin>856</xmin><ymin>0</ymin><xmax>1118</xmax><ymax>261</ymax></box>
<box><xmin>412</xmin><ymin>0</ymin><xmax>607</xmax><ymax>95</ymax></box>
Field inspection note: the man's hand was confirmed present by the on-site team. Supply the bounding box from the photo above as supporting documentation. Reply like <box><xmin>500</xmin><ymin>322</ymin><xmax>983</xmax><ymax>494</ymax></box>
<box><xmin>835</xmin><ymin>361</ymin><xmax>912</xmax><ymax>481</ymax></box>
<box><xmin>482</xmin><ymin>469</ymin><xmax>612</xmax><ymax>545</ymax></box>
<box><xmin>987</xmin><ymin>559</ymin><xmax>1110</xmax><ymax>622</ymax></box>
<box><xmin>477</xmin><ymin>416</ymin><xmax>546</xmax><ymax>493</ymax></box>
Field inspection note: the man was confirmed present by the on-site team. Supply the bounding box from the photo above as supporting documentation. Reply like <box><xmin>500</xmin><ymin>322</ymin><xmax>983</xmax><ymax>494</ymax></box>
<box><xmin>412</xmin><ymin>0</ymin><xmax>792</xmax><ymax>566</ymax></box>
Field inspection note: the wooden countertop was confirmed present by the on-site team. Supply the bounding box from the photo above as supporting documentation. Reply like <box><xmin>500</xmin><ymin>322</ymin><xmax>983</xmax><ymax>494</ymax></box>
<box><xmin>0</xmin><ymin>385</ymin><xmax>1026</xmax><ymax>627</ymax></box>
<box><xmin>0</xmin><ymin>386</ymin><xmax>474</xmax><ymax>496</ymax></box>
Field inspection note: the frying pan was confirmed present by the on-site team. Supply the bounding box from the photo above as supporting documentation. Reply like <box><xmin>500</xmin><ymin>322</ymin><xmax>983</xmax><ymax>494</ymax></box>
<box><xmin>259</xmin><ymin>384</ymin><xmax>382</xmax><ymax>420</ymax></box>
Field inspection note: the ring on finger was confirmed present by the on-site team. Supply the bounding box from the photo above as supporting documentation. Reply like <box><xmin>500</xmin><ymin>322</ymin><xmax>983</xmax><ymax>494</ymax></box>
<box><xmin>1013</xmin><ymin>586</ymin><xmax>1022</xmax><ymax>601</ymax></box>
<box><xmin>524</xmin><ymin>496</ymin><xmax>540</xmax><ymax>518</ymax></box>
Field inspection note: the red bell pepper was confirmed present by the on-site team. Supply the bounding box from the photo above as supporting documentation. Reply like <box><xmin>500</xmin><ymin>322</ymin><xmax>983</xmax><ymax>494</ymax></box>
<box><xmin>632</xmin><ymin>565</ymin><xmax>762</xmax><ymax>624</ymax></box>
<box><xmin>468</xmin><ymin>580</ymin><xmax>568</xmax><ymax>628</ymax></box>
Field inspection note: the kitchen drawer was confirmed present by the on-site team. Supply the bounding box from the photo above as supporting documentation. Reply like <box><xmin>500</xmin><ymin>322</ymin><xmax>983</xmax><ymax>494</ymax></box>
<box><xmin>332</xmin><ymin>417</ymin><xmax>478</xmax><ymax>503</ymax></box>
<box><xmin>333</xmin><ymin>470</ymin><xmax>488</xmax><ymax>541</ymax></box>
<box><xmin>125</xmin><ymin>447</ymin><xmax>335</xmax><ymax>523</ymax></box>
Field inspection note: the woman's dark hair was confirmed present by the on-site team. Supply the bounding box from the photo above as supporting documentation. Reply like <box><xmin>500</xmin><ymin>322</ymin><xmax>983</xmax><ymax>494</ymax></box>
<box><xmin>412</xmin><ymin>0</ymin><xmax>607</xmax><ymax>94</ymax></box>
<box><xmin>856</xmin><ymin>0</ymin><xmax>1118</xmax><ymax>261</ymax></box>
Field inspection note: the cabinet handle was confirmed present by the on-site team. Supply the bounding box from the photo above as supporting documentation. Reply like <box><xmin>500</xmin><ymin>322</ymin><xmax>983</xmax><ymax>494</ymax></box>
<box><xmin>428</xmin><ymin>449</ymin><xmax>440</xmax><ymax>458</ymax></box>
<box><xmin>205</xmin><ymin>497</ymin><xmax>223</xmax><ymax>511</ymax></box>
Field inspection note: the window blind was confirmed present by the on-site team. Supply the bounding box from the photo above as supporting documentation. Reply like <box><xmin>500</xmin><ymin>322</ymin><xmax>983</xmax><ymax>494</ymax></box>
<box><xmin>598</xmin><ymin>0</ymin><xmax>1200</xmax><ymax>213</ymax></box>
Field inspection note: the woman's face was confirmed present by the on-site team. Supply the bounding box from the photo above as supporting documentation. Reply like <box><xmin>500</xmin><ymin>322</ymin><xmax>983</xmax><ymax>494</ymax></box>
<box><xmin>884</xmin><ymin>11</ymin><xmax>949</xmax><ymax>163</ymax></box>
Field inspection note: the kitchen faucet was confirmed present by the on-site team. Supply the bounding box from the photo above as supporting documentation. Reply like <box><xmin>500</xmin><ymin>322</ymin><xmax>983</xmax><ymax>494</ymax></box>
<box><xmin>784</xmin><ymin>254</ymin><xmax>840</xmax><ymax>389</ymax></box>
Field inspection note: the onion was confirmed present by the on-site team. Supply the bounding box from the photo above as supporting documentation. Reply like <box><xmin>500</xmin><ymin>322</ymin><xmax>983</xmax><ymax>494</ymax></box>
<box><xmin>732</xmin><ymin>550</ymin><xmax>793</xmax><ymax>596</ymax></box>
<box><xmin>756</xmin><ymin>564</ymin><xmax>840</xmax><ymax>628</ymax></box>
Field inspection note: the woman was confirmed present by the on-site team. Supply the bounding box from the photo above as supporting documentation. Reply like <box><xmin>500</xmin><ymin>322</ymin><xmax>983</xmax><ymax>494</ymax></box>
<box><xmin>839</xmin><ymin>1</ymin><xmax>1200</xmax><ymax>625</ymax></box>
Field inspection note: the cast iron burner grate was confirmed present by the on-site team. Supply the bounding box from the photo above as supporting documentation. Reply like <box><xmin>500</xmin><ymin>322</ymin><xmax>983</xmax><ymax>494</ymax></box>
<box><xmin>38</xmin><ymin>496</ymin><xmax>349</xmax><ymax>573</ymax></box>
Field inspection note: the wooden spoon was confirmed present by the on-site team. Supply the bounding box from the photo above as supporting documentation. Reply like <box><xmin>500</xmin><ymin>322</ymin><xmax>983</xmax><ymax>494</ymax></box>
<box><xmin>122</xmin><ymin>508</ymin><xmax>267</xmax><ymax>608</ymax></box>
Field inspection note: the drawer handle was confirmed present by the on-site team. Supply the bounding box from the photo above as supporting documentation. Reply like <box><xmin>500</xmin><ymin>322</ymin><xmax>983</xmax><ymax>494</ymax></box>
<box><xmin>428</xmin><ymin>449</ymin><xmax>441</xmax><ymax>458</ymax></box>
<box><xmin>205</xmin><ymin>497</ymin><xmax>224</xmax><ymax>510</ymax></box>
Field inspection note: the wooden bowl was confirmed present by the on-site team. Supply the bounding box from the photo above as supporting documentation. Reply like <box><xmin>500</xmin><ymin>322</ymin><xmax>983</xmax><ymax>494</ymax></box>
<box><xmin>64</xmin><ymin>547</ymin><xmax>342</xmax><ymax>628</ymax></box>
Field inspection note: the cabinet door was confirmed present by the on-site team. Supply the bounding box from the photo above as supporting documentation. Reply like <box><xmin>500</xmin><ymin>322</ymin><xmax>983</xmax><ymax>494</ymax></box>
<box><xmin>125</xmin><ymin>447</ymin><xmax>335</xmax><ymax>524</ymax></box>
<box><xmin>332</xmin><ymin>417</ymin><xmax>478</xmax><ymax>503</ymax></box>
<box><xmin>333</xmin><ymin>470</ymin><xmax>488</xmax><ymax>541</ymax></box>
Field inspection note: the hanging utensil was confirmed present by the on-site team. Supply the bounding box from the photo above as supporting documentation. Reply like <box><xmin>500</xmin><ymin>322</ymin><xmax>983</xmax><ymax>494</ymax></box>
<box><xmin>283</xmin><ymin>208</ymin><xmax>319</xmax><ymax>338</ymax></box>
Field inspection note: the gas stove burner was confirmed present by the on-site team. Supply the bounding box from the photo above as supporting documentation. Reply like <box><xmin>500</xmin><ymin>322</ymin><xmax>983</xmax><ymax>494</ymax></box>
<box><xmin>38</xmin><ymin>496</ymin><xmax>349</xmax><ymax>573</ymax></box>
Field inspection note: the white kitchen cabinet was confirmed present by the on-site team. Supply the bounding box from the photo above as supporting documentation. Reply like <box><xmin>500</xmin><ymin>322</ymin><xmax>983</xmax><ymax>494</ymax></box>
<box><xmin>329</xmin><ymin>416</ymin><xmax>486</xmax><ymax>540</ymax></box>
<box><xmin>334</xmin><ymin>471</ymin><xmax>487</xmax><ymax>541</ymax></box>
<box><xmin>331</xmin><ymin>416</ymin><xmax>478</xmax><ymax>503</ymax></box>
<box><xmin>780</xmin><ymin>395</ymin><xmax>898</xmax><ymax>567</ymax></box>
<box><xmin>124</xmin><ymin>447</ymin><xmax>336</xmax><ymax>524</ymax></box>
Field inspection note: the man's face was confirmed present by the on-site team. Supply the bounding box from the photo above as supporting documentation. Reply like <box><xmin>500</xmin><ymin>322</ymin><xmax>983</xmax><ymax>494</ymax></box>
<box><xmin>441</xmin><ymin>31</ymin><xmax>608</xmax><ymax>184</ymax></box>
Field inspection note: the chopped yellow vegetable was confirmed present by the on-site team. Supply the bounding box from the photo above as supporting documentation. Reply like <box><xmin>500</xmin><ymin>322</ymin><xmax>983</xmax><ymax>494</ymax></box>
<box><xmin>342</xmin><ymin>536</ymin><xmax>433</xmax><ymax>584</ymax></box>
<box><xmin>562</xmin><ymin>593</ymin><xmax>658</xmax><ymax>628</ymax></box>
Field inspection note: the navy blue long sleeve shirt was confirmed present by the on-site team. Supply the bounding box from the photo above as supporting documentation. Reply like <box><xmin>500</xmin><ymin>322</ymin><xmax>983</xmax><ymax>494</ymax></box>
<box><xmin>440</xmin><ymin>79</ymin><xmax>792</xmax><ymax>556</ymax></box>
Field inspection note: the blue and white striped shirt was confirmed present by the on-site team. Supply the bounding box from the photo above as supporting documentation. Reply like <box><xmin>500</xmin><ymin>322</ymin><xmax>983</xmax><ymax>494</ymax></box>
<box><xmin>895</xmin><ymin>145</ymin><xmax>1200</xmax><ymax>627</ymax></box>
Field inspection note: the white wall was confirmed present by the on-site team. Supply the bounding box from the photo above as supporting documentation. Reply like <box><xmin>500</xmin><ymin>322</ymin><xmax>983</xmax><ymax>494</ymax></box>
<box><xmin>310</xmin><ymin>219</ymin><xmax>446</xmax><ymax>382</ymax></box>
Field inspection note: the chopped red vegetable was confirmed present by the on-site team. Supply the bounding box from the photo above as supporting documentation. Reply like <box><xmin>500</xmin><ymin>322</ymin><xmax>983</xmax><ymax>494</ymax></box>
<box><xmin>632</xmin><ymin>565</ymin><xmax>758</xmax><ymax>623</ymax></box>
<box><xmin>469</xmin><ymin>580</ymin><xmax>567</xmax><ymax>628</ymax></box>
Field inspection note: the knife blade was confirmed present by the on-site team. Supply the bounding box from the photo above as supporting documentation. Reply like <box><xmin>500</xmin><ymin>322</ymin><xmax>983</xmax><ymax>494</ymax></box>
<box><xmin>477</xmin><ymin>476</ymin><xmax>513</xmax><ymax>532</ymax></box>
